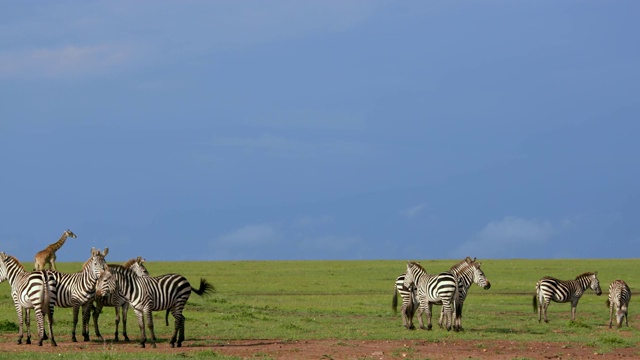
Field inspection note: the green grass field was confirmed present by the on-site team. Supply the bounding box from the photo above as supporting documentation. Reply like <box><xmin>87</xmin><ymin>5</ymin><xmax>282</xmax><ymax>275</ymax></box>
<box><xmin>0</xmin><ymin>258</ymin><xmax>637</xmax><ymax>359</ymax></box>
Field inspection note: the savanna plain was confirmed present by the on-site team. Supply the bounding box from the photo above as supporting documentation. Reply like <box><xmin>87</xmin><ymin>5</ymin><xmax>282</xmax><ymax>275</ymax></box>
<box><xmin>0</xmin><ymin>259</ymin><xmax>638</xmax><ymax>359</ymax></box>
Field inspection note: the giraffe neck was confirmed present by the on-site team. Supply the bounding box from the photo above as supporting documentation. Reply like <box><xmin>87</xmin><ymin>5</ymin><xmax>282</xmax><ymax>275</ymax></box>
<box><xmin>49</xmin><ymin>233</ymin><xmax>70</xmax><ymax>251</ymax></box>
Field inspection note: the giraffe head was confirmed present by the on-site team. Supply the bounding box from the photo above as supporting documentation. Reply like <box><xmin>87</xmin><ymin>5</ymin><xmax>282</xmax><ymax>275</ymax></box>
<box><xmin>65</xmin><ymin>229</ymin><xmax>77</xmax><ymax>239</ymax></box>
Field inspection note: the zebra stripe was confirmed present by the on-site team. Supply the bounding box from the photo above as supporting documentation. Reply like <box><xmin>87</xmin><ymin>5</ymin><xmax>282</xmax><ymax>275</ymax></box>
<box><xmin>533</xmin><ymin>271</ymin><xmax>602</xmax><ymax>322</ymax></box>
<box><xmin>47</xmin><ymin>247</ymin><xmax>109</xmax><ymax>342</ymax></box>
<box><xmin>91</xmin><ymin>263</ymin><xmax>132</xmax><ymax>342</ymax></box>
<box><xmin>391</xmin><ymin>273</ymin><xmax>418</xmax><ymax>329</ymax></box>
<box><xmin>403</xmin><ymin>261</ymin><xmax>458</xmax><ymax>331</ymax></box>
<box><xmin>606</xmin><ymin>280</ymin><xmax>631</xmax><ymax>328</ymax></box>
<box><xmin>438</xmin><ymin>257</ymin><xmax>491</xmax><ymax>331</ymax></box>
<box><xmin>0</xmin><ymin>252</ymin><xmax>57</xmax><ymax>346</ymax></box>
<box><xmin>95</xmin><ymin>257</ymin><xmax>215</xmax><ymax>348</ymax></box>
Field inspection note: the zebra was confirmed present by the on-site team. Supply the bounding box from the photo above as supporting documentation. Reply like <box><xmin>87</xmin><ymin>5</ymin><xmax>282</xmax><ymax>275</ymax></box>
<box><xmin>606</xmin><ymin>280</ymin><xmax>631</xmax><ymax>328</ymax></box>
<box><xmin>403</xmin><ymin>261</ymin><xmax>459</xmax><ymax>331</ymax></box>
<box><xmin>91</xmin><ymin>263</ymin><xmax>132</xmax><ymax>342</ymax></box>
<box><xmin>391</xmin><ymin>273</ymin><xmax>418</xmax><ymax>329</ymax></box>
<box><xmin>438</xmin><ymin>257</ymin><xmax>491</xmax><ymax>331</ymax></box>
<box><xmin>0</xmin><ymin>252</ymin><xmax>57</xmax><ymax>346</ymax></box>
<box><xmin>47</xmin><ymin>247</ymin><xmax>109</xmax><ymax>342</ymax></box>
<box><xmin>95</xmin><ymin>257</ymin><xmax>215</xmax><ymax>348</ymax></box>
<box><xmin>533</xmin><ymin>271</ymin><xmax>602</xmax><ymax>323</ymax></box>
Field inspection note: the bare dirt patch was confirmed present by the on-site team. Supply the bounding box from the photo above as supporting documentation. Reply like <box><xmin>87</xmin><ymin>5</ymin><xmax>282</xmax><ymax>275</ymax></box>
<box><xmin>1</xmin><ymin>337</ymin><xmax>639</xmax><ymax>359</ymax></box>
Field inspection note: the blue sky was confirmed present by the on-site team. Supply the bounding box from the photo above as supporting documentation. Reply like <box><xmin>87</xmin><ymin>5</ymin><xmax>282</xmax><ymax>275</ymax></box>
<box><xmin>1</xmin><ymin>2</ymin><xmax>639</xmax><ymax>262</ymax></box>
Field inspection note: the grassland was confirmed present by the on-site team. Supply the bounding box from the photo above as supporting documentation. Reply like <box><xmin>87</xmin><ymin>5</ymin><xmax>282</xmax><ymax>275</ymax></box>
<box><xmin>0</xmin><ymin>258</ymin><xmax>637</xmax><ymax>359</ymax></box>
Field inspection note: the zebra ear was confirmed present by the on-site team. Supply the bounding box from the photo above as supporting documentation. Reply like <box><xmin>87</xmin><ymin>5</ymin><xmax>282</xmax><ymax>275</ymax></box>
<box><xmin>91</xmin><ymin>247</ymin><xmax>97</xmax><ymax>256</ymax></box>
<box><xmin>594</xmin><ymin>271</ymin><xmax>598</xmax><ymax>276</ymax></box>
<box><xmin>103</xmin><ymin>247</ymin><xmax>109</xmax><ymax>257</ymax></box>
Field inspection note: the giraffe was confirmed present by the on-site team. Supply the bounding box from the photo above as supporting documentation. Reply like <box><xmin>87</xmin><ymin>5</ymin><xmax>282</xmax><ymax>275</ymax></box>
<box><xmin>34</xmin><ymin>229</ymin><xmax>77</xmax><ymax>271</ymax></box>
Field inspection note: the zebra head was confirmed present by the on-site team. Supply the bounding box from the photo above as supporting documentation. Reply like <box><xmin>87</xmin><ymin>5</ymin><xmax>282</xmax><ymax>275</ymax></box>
<box><xmin>471</xmin><ymin>262</ymin><xmax>491</xmax><ymax>290</ymax></box>
<box><xmin>590</xmin><ymin>272</ymin><xmax>602</xmax><ymax>296</ymax></box>
<box><xmin>87</xmin><ymin>247</ymin><xmax>109</xmax><ymax>279</ymax></box>
<box><xmin>403</xmin><ymin>261</ymin><xmax>425</xmax><ymax>289</ymax></box>
<box><xmin>95</xmin><ymin>268</ymin><xmax>114</xmax><ymax>301</ymax></box>
<box><xmin>0</xmin><ymin>252</ymin><xmax>8</xmax><ymax>282</ymax></box>
<box><xmin>128</xmin><ymin>257</ymin><xmax>149</xmax><ymax>277</ymax></box>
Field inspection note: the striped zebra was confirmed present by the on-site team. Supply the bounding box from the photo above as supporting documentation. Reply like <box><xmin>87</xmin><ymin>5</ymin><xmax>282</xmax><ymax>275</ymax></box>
<box><xmin>0</xmin><ymin>252</ymin><xmax>57</xmax><ymax>346</ymax></box>
<box><xmin>438</xmin><ymin>257</ymin><xmax>491</xmax><ymax>331</ymax></box>
<box><xmin>606</xmin><ymin>280</ymin><xmax>631</xmax><ymax>328</ymax></box>
<box><xmin>391</xmin><ymin>273</ymin><xmax>418</xmax><ymax>329</ymax></box>
<box><xmin>91</xmin><ymin>263</ymin><xmax>132</xmax><ymax>342</ymax></box>
<box><xmin>48</xmin><ymin>247</ymin><xmax>109</xmax><ymax>342</ymax></box>
<box><xmin>403</xmin><ymin>261</ymin><xmax>459</xmax><ymax>331</ymax></box>
<box><xmin>533</xmin><ymin>272</ymin><xmax>602</xmax><ymax>323</ymax></box>
<box><xmin>95</xmin><ymin>257</ymin><xmax>215</xmax><ymax>348</ymax></box>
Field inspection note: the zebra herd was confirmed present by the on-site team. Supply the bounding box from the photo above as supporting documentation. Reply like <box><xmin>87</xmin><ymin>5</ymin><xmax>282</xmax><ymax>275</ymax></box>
<box><xmin>394</xmin><ymin>257</ymin><xmax>632</xmax><ymax>331</ymax></box>
<box><xmin>0</xmin><ymin>230</ymin><xmax>215</xmax><ymax>348</ymax></box>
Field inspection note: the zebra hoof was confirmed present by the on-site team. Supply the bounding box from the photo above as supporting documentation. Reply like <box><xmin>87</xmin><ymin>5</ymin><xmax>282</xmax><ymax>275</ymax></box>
<box><xmin>51</xmin><ymin>340</ymin><xmax>57</xmax><ymax>347</ymax></box>
<box><xmin>139</xmin><ymin>343</ymin><xmax>145</xmax><ymax>348</ymax></box>
<box><xmin>26</xmin><ymin>338</ymin><xmax>31</xmax><ymax>345</ymax></box>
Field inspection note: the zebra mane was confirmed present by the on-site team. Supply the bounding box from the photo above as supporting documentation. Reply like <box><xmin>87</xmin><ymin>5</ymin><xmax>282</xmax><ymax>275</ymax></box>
<box><xmin>123</xmin><ymin>256</ymin><xmax>145</xmax><ymax>269</ymax></box>
<box><xmin>576</xmin><ymin>272</ymin><xmax>596</xmax><ymax>280</ymax></box>
<box><xmin>4</xmin><ymin>254</ymin><xmax>25</xmax><ymax>271</ymax></box>
<box><xmin>407</xmin><ymin>261</ymin><xmax>426</xmax><ymax>273</ymax></box>
<box><xmin>450</xmin><ymin>257</ymin><xmax>475</xmax><ymax>272</ymax></box>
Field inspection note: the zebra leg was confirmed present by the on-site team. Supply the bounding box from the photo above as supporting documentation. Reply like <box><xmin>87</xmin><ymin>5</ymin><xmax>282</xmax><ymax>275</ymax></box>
<box><xmin>416</xmin><ymin>306</ymin><xmax>426</xmax><ymax>330</ymax></box>
<box><xmin>570</xmin><ymin>300</ymin><xmax>578</xmax><ymax>321</ymax></box>
<box><xmin>46</xmin><ymin>303</ymin><xmax>56</xmax><ymax>347</ymax></box>
<box><xmin>36</xmin><ymin>307</ymin><xmax>48</xmax><ymax>346</ymax></box>
<box><xmin>25</xmin><ymin>308</ymin><xmax>32</xmax><ymax>345</ymax></box>
<box><xmin>113</xmin><ymin>305</ymin><xmax>120</xmax><ymax>342</ymax></box>
<box><xmin>122</xmin><ymin>303</ymin><xmax>130</xmax><ymax>342</ymax></box>
<box><xmin>608</xmin><ymin>302</ymin><xmax>614</xmax><ymax>328</ymax></box>
<box><xmin>134</xmin><ymin>308</ymin><xmax>147</xmax><ymax>348</ymax></box>
<box><xmin>425</xmin><ymin>303</ymin><xmax>433</xmax><ymax>331</ymax></box>
<box><xmin>16</xmin><ymin>306</ymin><xmax>25</xmax><ymax>345</ymax></box>
<box><xmin>438</xmin><ymin>306</ymin><xmax>444</xmax><ymax>329</ymax></box>
<box><xmin>145</xmin><ymin>309</ymin><xmax>157</xmax><ymax>348</ymax></box>
<box><xmin>71</xmin><ymin>305</ymin><xmax>80</xmax><ymax>342</ymax></box>
<box><xmin>170</xmin><ymin>312</ymin><xmax>186</xmax><ymax>348</ymax></box>
<box><xmin>81</xmin><ymin>302</ymin><xmax>93</xmax><ymax>341</ymax></box>
<box><xmin>542</xmin><ymin>300</ymin><xmax>550</xmax><ymax>323</ymax></box>
<box><xmin>93</xmin><ymin>302</ymin><xmax>105</xmax><ymax>342</ymax></box>
<box><xmin>456</xmin><ymin>301</ymin><xmax>464</xmax><ymax>332</ymax></box>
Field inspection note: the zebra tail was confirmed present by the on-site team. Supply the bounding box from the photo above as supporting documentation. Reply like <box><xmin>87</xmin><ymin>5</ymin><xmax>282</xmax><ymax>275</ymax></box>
<box><xmin>454</xmin><ymin>274</ymin><xmax>461</xmax><ymax>318</ymax></box>
<box><xmin>533</xmin><ymin>281</ymin><xmax>540</xmax><ymax>313</ymax></box>
<box><xmin>392</xmin><ymin>287</ymin><xmax>398</xmax><ymax>314</ymax></box>
<box><xmin>193</xmin><ymin>278</ymin><xmax>216</xmax><ymax>296</ymax></box>
<box><xmin>41</xmin><ymin>272</ymin><xmax>51</xmax><ymax>317</ymax></box>
<box><xmin>165</xmin><ymin>309</ymin><xmax>170</xmax><ymax>326</ymax></box>
<box><xmin>605</xmin><ymin>299</ymin><xmax>611</xmax><ymax>308</ymax></box>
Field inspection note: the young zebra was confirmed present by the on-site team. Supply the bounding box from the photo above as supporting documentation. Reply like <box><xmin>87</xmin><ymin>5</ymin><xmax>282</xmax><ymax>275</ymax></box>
<box><xmin>47</xmin><ymin>247</ymin><xmax>109</xmax><ymax>342</ymax></box>
<box><xmin>0</xmin><ymin>252</ymin><xmax>57</xmax><ymax>346</ymax></box>
<box><xmin>403</xmin><ymin>261</ymin><xmax>459</xmax><ymax>331</ymax></box>
<box><xmin>391</xmin><ymin>273</ymin><xmax>418</xmax><ymax>329</ymax></box>
<box><xmin>95</xmin><ymin>257</ymin><xmax>215</xmax><ymax>348</ymax></box>
<box><xmin>533</xmin><ymin>272</ymin><xmax>602</xmax><ymax>323</ymax></box>
<box><xmin>91</xmin><ymin>263</ymin><xmax>132</xmax><ymax>342</ymax></box>
<box><xmin>438</xmin><ymin>257</ymin><xmax>491</xmax><ymax>331</ymax></box>
<box><xmin>606</xmin><ymin>280</ymin><xmax>631</xmax><ymax>328</ymax></box>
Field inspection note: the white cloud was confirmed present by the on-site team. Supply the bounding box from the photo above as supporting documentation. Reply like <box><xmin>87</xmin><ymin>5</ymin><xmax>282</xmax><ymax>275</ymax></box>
<box><xmin>402</xmin><ymin>203</ymin><xmax>426</xmax><ymax>218</ymax></box>
<box><xmin>452</xmin><ymin>216</ymin><xmax>556</xmax><ymax>259</ymax></box>
<box><xmin>214</xmin><ymin>223</ymin><xmax>279</xmax><ymax>247</ymax></box>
